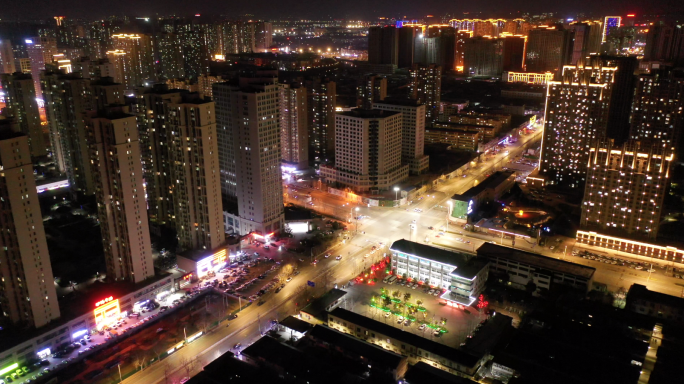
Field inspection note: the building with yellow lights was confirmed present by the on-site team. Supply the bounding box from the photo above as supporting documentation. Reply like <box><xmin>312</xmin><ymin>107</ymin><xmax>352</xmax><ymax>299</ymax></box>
<box><xmin>110</xmin><ymin>33</ymin><xmax>154</xmax><ymax>89</ymax></box>
<box><xmin>581</xmin><ymin>138</ymin><xmax>673</xmax><ymax>239</ymax></box>
<box><xmin>540</xmin><ymin>60</ymin><xmax>616</xmax><ymax>187</ymax></box>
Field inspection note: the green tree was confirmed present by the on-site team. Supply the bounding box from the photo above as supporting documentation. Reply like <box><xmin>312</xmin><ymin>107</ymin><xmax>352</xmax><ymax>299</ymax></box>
<box><xmin>403</xmin><ymin>292</ymin><xmax>412</xmax><ymax>303</ymax></box>
<box><xmin>393</xmin><ymin>290</ymin><xmax>401</xmax><ymax>298</ymax></box>
<box><xmin>383</xmin><ymin>296</ymin><xmax>392</xmax><ymax>308</ymax></box>
<box><xmin>416</xmin><ymin>299</ymin><xmax>423</xmax><ymax>307</ymax></box>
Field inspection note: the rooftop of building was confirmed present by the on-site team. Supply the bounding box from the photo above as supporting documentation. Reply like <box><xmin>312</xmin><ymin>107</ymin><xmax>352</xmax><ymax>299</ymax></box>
<box><xmin>301</xmin><ymin>289</ymin><xmax>347</xmax><ymax>321</ymax></box>
<box><xmin>403</xmin><ymin>361</ymin><xmax>478</xmax><ymax>384</ymax></box>
<box><xmin>279</xmin><ymin>316</ymin><xmax>314</xmax><ymax>334</ymax></box>
<box><xmin>328</xmin><ymin>308</ymin><xmax>482</xmax><ymax>367</ymax></box>
<box><xmin>177</xmin><ymin>240</ymin><xmax>240</xmax><ymax>263</ymax></box>
<box><xmin>628</xmin><ymin>284</ymin><xmax>684</xmax><ymax>309</ymax></box>
<box><xmin>390</xmin><ymin>239</ymin><xmax>487</xmax><ymax>279</ymax></box>
<box><xmin>337</xmin><ymin>108</ymin><xmax>401</xmax><ymax>119</ymax></box>
<box><xmin>195</xmin><ymin>350</ymin><xmax>284</xmax><ymax>384</ymax></box>
<box><xmin>0</xmin><ymin>272</ymin><xmax>173</xmax><ymax>351</ymax></box>
<box><xmin>452</xmin><ymin>171</ymin><xmax>515</xmax><ymax>200</ymax></box>
<box><xmin>433</xmin><ymin>121</ymin><xmax>495</xmax><ymax>130</ymax></box>
<box><xmin>0</xmin><ymin>127</ymin><xmax>24</xmax><ymax>141</ymax></box>
<box><xmin>477</xmin><ymin>243</ymin><xmax>596</xmax><ymax>279</ymax></box>
<box><xmin>373</xmin><ymin>97</ymin><xmax>422</xmax><ymax>107</ymax></box>
<box><xmin>426</xmin><ymin>126</ymin><xmax>481</xmax><ymax>134</ymax></box>
<box><xmin>306</xmin><ymin>325</ymin><xmax>405</xmax><ymax>368</ymax></box>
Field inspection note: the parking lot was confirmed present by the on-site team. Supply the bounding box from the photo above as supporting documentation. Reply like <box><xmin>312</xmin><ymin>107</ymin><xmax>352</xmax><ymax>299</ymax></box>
<box><xmin>342</xmin><ymin>273</ymin><xmax>488</xmax><ymax>350</ymax></box>
<box><xmin>570</xmin><ymin>249</ymin><xmax>676</xmax><ymax>277</ymax></box>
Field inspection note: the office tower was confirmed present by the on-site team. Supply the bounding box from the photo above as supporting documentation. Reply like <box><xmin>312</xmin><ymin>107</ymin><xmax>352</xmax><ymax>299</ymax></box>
<box><xmin>357</xmin><ymin>74</ymin><xmax>387</xmax><ymax>109</ymax></box>
<box><xmin>463</xmin><ymin>37</ymin><xmax>503</xmax><ymax>77</ymax></box>
<box><xmin>409</xmin><ymin>64</ymin><xmax>442</xmax><ymax>123</ymax></box>
<box><xmin>320</xmin><ymin>109</ymin><xmax>408</xmax><ymax>192</ymax></box>
<box><xmin>581</xmin><ymin>138</ymin><xmax>673</xmax><ymax>239</ymax></box>
<box><xmin>253</xmin><ymin>22</ymin><xmax>273</xmax><ymax>52</ymax></box>
<box><xmin>525</xmin><ymin>26</ymin><xmax>573</xmax><ymax>74</ymax></box>
<box><xmin>280</xmin><ymin>83</ymin><xmax>308</xmax><ymax>169</ymax></box>
<box><xmin>501</xmin><ymin>35</ymin><xmax>525</xmax><ymax>72</ymax></box>
<box><xmin>25</xmin><ymin>36</ymin><xmax>58</xmax><ymax>97</ymax></box>
<box><xmin>0</xmin><ymin>128</ymin><xmax>60</xmax><ymax>328</ymax></box>
<box><xmin>373</xmin><ymin>99</ymin><xmax>430</xmax><ymax>174</ymax></box>
<box><xmin>602</xmin><ymin>16</ymin><xmax>622</xmax><ymax>43</ymax></box>
<box><xmin>368</xmin><ymin>26</ymin><xmax>398</xmax><ymax>65</ymax></box>
<box><xmin>156</xmin><ymin>32</ymin><xmax>185</xmax><ymax>80</ymax></box>
<box><xmin>629</xmin><ymin>67</ymin><xmax>684</xmax><ymax>151</ymax></box>
<box><xmin>213</xmin><ymin>76</ymin><xmax>285</xmax><ymax>236</ymax></box>
<box><xmin>454</xmin><ymin>30</ymin><xmax>472</xmax><ymax>72</ymax></box>
<box><xmin>540</xmin><ymin>62</ymin><xmax>616</xmax><ymax>187</ymax></box>
<box><xmin>85</xmin><ymin>107</ymin><xmax>154</xmax><ymax>283</ymax></box>
<box><xmin>167</xmin><ymin>94</ymin><xmax>225</xmax><ymax>250</ymax></box>
<box><xmin>0</xmin><ymin>73</ymin><xmax>47</xmax><ymax>157</ymax></box>
<box><xmin>569</xmin><ymin>21</ymin><xmax>603</xmax><ymax>64</ymax></box>
<box><xmin>110</xmin><ymin>33</ymin><xmax>154</xmax><ymax>89</ymax></box>
<box><xmin>0</xmin><ymin>40</ymin><xmax>16</xmax><ymax>74</ymax></box>
<box><xmin>398</xmin><ymin>25</ymin><xmax>419</xmax><ymax>68</ymax></box>
<box><xmin>305</xmin><ymin>78</ymin><xmax>336</xmax><ymax>166</ymax></box>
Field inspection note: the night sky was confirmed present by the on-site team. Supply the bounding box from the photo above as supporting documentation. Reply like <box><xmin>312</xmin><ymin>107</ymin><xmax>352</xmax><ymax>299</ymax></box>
<box><xmin>0</xmin><ymin>0</ymin><xmax>682</xmax><ymax>21</ymax></box>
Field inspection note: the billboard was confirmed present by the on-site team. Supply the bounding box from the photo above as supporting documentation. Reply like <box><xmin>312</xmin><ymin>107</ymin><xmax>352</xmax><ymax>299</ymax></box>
<box><xmin>94</xmin><ymin>296</ymin><xmax>120</xmax><ymax>329</ymax></box>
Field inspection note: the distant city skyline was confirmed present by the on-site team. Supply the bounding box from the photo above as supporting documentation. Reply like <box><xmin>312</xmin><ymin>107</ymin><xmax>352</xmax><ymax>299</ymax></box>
<box><xmin>0</xmin><ymin>1</ymin><xmax>680</xmax><ymax>22</ymax></box>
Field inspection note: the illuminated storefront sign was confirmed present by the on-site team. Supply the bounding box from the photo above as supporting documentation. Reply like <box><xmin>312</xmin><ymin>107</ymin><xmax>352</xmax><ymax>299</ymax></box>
<box><xmin>467</xmin><ymin>200</ymin><xmax>474</xmax><ymax>215</ymax></box>
<box><xmin>187</xmin><ymin>331</ymin><xmax>203</xmax><ymax>343</ymax></box>
<box><xmin>72</xmin><ymin>329</ymin><xmax>88</xmax><ymax>338</ymax></box>
<box><xmin>196</xmin><ymin>249</ymin><xmax>228</xmax><ymax>278</ymax></box>
<box><xmin>37</xmin><ymin>348</ymin><xmax>51</xmax><ymax>359</ymax></box>
<box><xmin>0</xmin><ymin>363</ymin><xmax>19</xmax><ymax>376</ymax></box>
<box><xmin>179</xmin><ymin>272</ymin><xmax>193</xmax><ymax>288</ymax></box>
<box><xmin>94</xmin><ymin>297</ymin><xmax>121</xmax><ymax>329</ymax></box>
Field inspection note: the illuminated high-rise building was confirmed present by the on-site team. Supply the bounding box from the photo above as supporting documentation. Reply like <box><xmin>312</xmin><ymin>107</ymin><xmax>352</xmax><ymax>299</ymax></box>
<box><xmin>320</xmin><ymin>109</ymin><xmax>408</xmax><ymax>192</ymax></box>
<box><xmin>454</xmin><ymin>30</ymin><xmax>472</xmax><ymax>72</ymax></box>
<box><xmin>414</xmin><ymin>25</ymin><xmax>456</xmax><ymax>70</ymax></box>
<box><xmin>213</xmin><ymin>75</ymin><xmax>285</xmax><ymax>236</ymax></box>
<box><xmin>629</xmin><ymin>67</ymin><xmax>684</xmax><ymax>150</ymax></box>
<box><xmin>72</xmin><ymin>57</ymin><xmax>117</xmax><ymax>81</ymax></box>
<box><xmin>253</xmin><ymin>22</ymin><xmax>273</xmax><ymax>52</ymax></box>
<box><xmin>581</xmin><ymin>138</ymin><xmax>673</xmax><ymax>239</ymax></box>
<box><xmin>0</xmin><ymin>128</ymin><xmax>60</xmax><ymax>328</ymax></box>
<box><xmin>280</xmin><ymin>83</ymin><xmax>309</xmax><ymax>169</ymax></box>
<box><xmin>305</xmin><ymin>78</ymin><xmax>336</xmax><ymax>166</ymax></box>
<box><xmin>540</xmin><ymin>61</ymin><xmax>616</xmax><ymax>187</ymax></box>
<box><xmin>197</xmin><ymin>74</ymin><xmax>225</xmax><ymax>99</ymax></box>
<box><xmin>602</xmin><ymin>16</ymin><xmax>622</xmax><ymax>43</ymax></box>
<box><xmin>409</xmin><ymin>64</ymin><xmax>442</xmax><ymax>123</ymax></box>
<box><xmin>0</xmin><ymin>40</ymin><xmax>16</xmax><ymax>74</ymax></box>
<box><xmin>501</xmin><ymin>35</ymin><xmax>526</xmax><ymax>72</ymax></box>
<box><xmin>25</xmin><ymin>36</ymin><xmax>58</xmax><ymax>97</ymax></box>
<box><xmin>167</xmin><ymin>94</ymin><xmax>225</xmax><ymax>250</ymax></box>
<box><xmin>132</xmin><ymin>87</ymin><xmax>178</xmax><ymax>224</ymax></box>
<box><xmin>156</xmin><ymin>32</ymin><xmax>185</xmax><ymax>80</ymax></box>
<box><xmin>110</xmin><ymin>33</ymin><xmax>154</xmax><ymax>89</ymax></box>
<box><xmin>368</xmin><ymin>26</ymin><xmax>398</xmax><ymax>65</ymax></box>
<box><xmin>357</xmin><ymin>74</ymin><xmax>387</xmax><ymax>109</ymax></box>
<box><xmin>643</xmin><ymin>23</ymin><xmax>684</xmax><ymax>64</ymax></box>
<box><xmin>0</xmin><ymin>73</ymin><xmax>47</xmax><ymax>158</ymax></box>
<box><xmin>373</xmin><ymin>99</ymin><xmax>430</xmax><ymax>175</ymax></box>
<box><xmin>85</xmin><ymin>107</ymin><xmax>154</xmax><ymax>283</ymax></box>
<box><xmin>525</xmin><ymin>26</ymin><xmax>573</xmax><ymax>74</ymax></box>
<box><xmin>42</xmin><ymin>71</ymin><xmax>124</xmax><ymax>194</ymax></box>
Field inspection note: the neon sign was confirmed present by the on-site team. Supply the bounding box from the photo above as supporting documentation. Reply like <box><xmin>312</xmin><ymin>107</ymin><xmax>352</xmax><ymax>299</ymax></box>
<box><xmin>467</xmin><ymin>200</ymin><xmax>474</xmax><ymax>215</ymax></box>
<box><xmin>95</xmin><ymin>296</ymin><xmax>114</xmax><ymax>308</ymax></box>
<box><xmin>94</xmin><ymin>299</ymin><xmax>120</xmax><ymax>329</ymax></box>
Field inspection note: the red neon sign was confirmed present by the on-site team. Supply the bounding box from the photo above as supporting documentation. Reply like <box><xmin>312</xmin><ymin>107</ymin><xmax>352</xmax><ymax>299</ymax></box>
<box><xmin>182</xmin><ymin>273</ymin><xmax>193</xmax><ymax>281</ymax></box>
<box><xmin>95</xmin><ymin>296</ymin><xmax>114</xmax><ymax>308</ymax></box>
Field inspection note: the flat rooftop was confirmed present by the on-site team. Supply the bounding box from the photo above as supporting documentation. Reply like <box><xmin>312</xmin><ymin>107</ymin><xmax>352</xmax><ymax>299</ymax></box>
<box><xmin>279</xmin><ymin>316</ymin><xmax>314</xmax><ymax>334</ymax></box>
<box><xmin>477</xmin><ymin>243</ymin><xmax>595</xmax><ymax>279</ymax></box>
<box><xmin>337</xmin><ymin>108</ymin><xmax>401</xmax><ymax>119</ymax></box>
<box><xmin>301</xmin><ymin>289</ymin><xmax>347</xmax><ymax>321</ymax></box>
<box><xmin>390</xmin><ymin>239</ymin><xmax>487</xmax><ymax>279</ymax></box>
<box><xmin>628</xmin><ymin>284</ymin><xmax>684</xmax><ymax>308</ymax></box>
<box><xmin>453</xmin><ymin>171</ymin><xmax>514</xmax><ymax>200</ymax></box>
<box><xmin>307</xmin><ymin>325</ymin><xmax>405</xmax><ymax>368</ymax></box>
<box><xmin>328</xmin><ymin>308</ymin><xmax>481</xmax><ymax>367</ymax></box>
<box><xmin>404</xmin><ymin>361</ymin><xmax>478</xmax><ymax>384</ymax></box>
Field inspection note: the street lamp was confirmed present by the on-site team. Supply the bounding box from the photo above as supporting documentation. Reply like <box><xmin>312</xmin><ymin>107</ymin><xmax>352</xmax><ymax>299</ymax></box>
<box><xmin>446</xmin><ymin>201</ymin><xmax>453</xmax><ymax>233</ymax></box>
<box><xmin>394</xmin><ymin>186</ymin><xmax>400</xmax><ymax>201</ymax></box>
